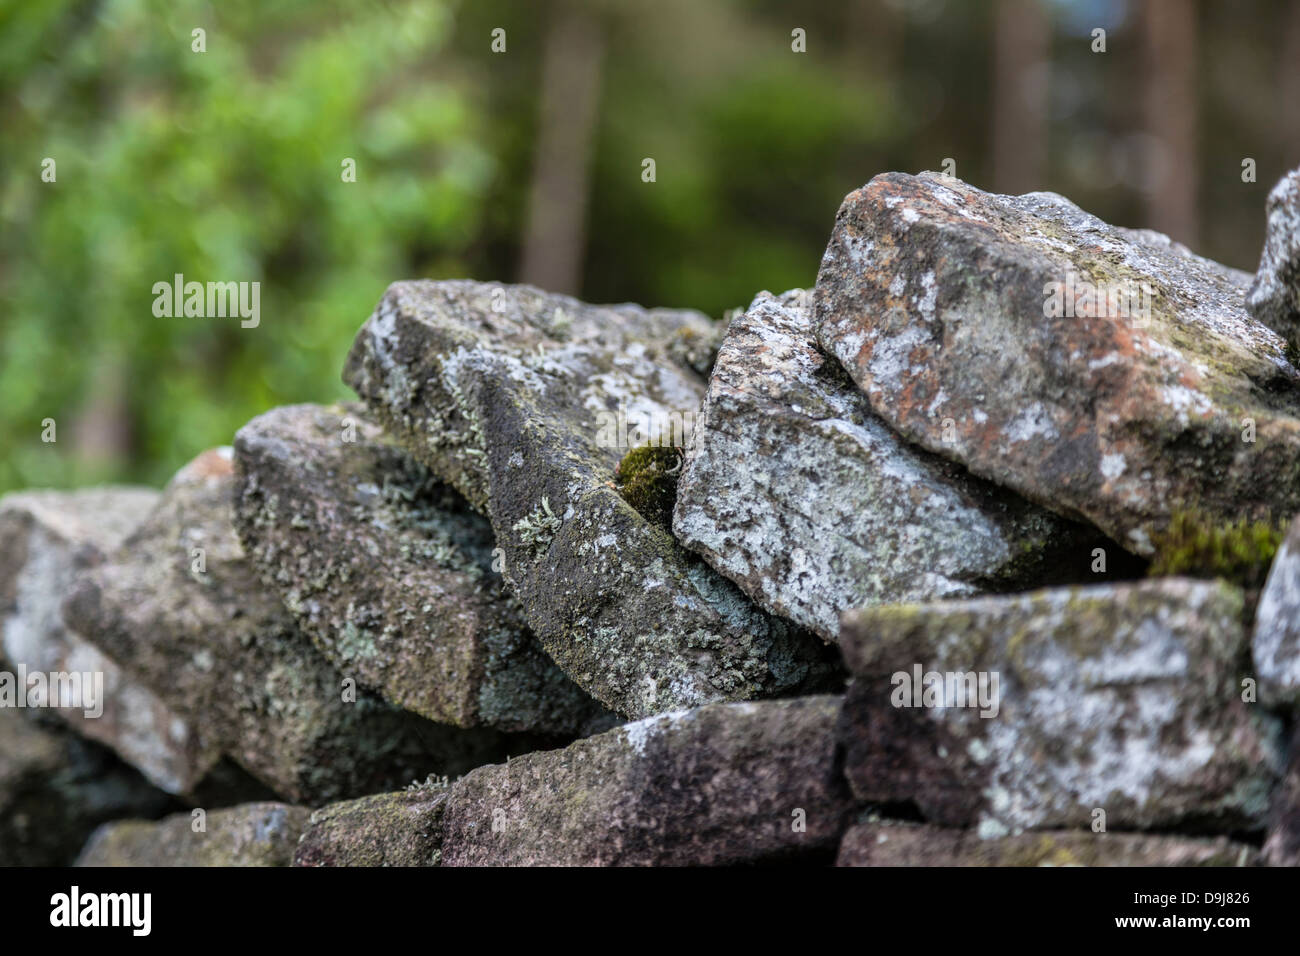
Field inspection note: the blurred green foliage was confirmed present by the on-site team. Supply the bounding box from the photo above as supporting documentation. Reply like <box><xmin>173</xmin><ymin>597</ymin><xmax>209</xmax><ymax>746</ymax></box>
<box><xmin>1</xmin><ymin>0</ymin><xmax>1297</xmax><ymax>495</ymax></box>
<box><xmin>1</xmin><ymin>0</ymin><xmax>493</xmax><ymax>492</ymax></box>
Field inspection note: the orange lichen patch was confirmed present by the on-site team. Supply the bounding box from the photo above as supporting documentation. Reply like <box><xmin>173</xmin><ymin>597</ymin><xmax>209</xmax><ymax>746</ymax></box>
<box><xmin>816</xmin><ymin>171</ymin><xmax>1300</xmax><ymax>554</ymax></box>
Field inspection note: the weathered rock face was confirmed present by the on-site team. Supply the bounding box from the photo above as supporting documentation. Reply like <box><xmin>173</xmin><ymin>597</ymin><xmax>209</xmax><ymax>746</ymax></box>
<box><xmin>343</xmin><ymin>280</ymin><xmax>839</xmax><ymax>719</ymax></box>
<box><xmin>62</xmin><ymin>448</ymin><xmax>527</xmax><ymax>804</ymax></box>
<box><xmin>815</xmin><ymin>172</ymin><xmax>1300</xmax><ymax>556</ymax></box>
<box><xmin>294</xmin><ymin>788</ymin><xmax>448</xmax><ymax>867</ymax></box>
<box><xmin>14</xmin><ymin>173</ymin><xmax>1300</xmax><ymax>868</ymax></box>
<box><xmin>0</xmin><ymin>488</ymin><xmax>222</xmax><ymax>795</ymax></box>
<box><xmin>345</xmin><ymin>280</ymin><xmax>715</xmax><ymax>512</ymax></box>
<box><xmin>674</xmin><ymin>289</ymin><xmax>1086</xmax><ymax>642</ymax></box>
<box><xmin>76</xmin><ymin>802</ymin><xmax>310</xmax><ymax>867</ymax></box>
<box><xmin>1247</xmin><ymin>168</ymin><xmax>1300</xmax><ymax>353</ymax></box>
<box><xmin>1252</xmin><ymin>513</ymin><xmax>1300</xmax><ymax>708</ymax></box>
<box><xmin>232</xmin><ymin>403</ymin><xmax>613</xmax><ymax>736</ymax></box>
<box><xmin>441</xmin><ymin>695</ymin><xmax>852</xmax><ymax>866</ymax></box>
<box><xmin>0</xmin><ymin>707</ymin><xmax>177</xmax><ymax>866</ymax></box>
<box><xmin>1262</xmin><ymin>727</ymin><xmax>1300</xmax><ymax>866</ymax></box>
<box><xmin>836</xmin><ymin>821</ymin><xmax>1258</xmax><ymax>867</ymax></box>
<box><xmin>838</xmin><ymin>578</ymin><xmax>1282</xmax><ymax>834</ymax></box>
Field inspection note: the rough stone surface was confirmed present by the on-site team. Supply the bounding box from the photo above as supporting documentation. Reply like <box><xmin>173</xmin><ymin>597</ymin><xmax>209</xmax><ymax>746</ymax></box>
<box><xmin>839</xmin><ymin>578</ymin><xmax>1283</xmax><ymax>834</ymax></box>
<box><xmin>674</xmin><ymin>289</ymin><xmax>1088</xmax><ymax>642</ymax></box>
<box><xmin>1247</xmin><ymin>168</ymin><xmax>1300</xmax><ymax>352</ymax></box>
<box><xmin>815</xmin><ymin>172</ymin><xmax>1300</xmax><ymax>556</ymax></box>
<box><xmin>62</xmin><ymin>448</ymin><xmax>529</xmax><ymax>804</ymax></box>
<box><xmin>76</xmin><ymin>802</ymin><xmax>310</xmax><ymax>867</ymax></box>
<box><xmin>836</xmin><ymin>821</ymin><xmax>1259</xmax><ymax>866</ymax></box>
<box><xmin>441</xmin><ymin>695</ymin><xmax>852</xmax><ymax>866</ymax></box>
<box><xmin>294</xmin><ymin>788</ymin><xmax>448</xmax><ymax>867</ymax></box>
<box><xmin>0</xmin><ymin>707</ymin><xmax>177</xmax><ymax>866</ymax></box>
<box><xmin>233</xmin><ymin>403</ymin><xmax>613</xmax><ymax>735</ymax></box>
<box><xmin>344</xmin><ymin>280</ymin><xmax>839</xmax><ymax>719</ymax></box>
<box><xmin>13</xmin><ymin>173</ymin><xmax>1300</xmax><ymax>868</ymax></box>
<box><xmin>1262</xmin><ymin>728</ymin><xmax>1300</xmax><ymax>866</ymax></box>
<box><xmin>0</xmin><ymin>488</ymin><xmax>222</xmax><ymax>795</ymax></box>
<box><xmin>1251</xmin><ymin>513</ymin><xmax>1300</xmax><ymax>708</ymax></box>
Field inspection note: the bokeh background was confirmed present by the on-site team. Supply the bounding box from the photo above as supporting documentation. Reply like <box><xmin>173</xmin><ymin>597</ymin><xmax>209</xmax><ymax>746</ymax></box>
<box><xmin>2</xmin><ymin>0</ymin><xmax>1298</xmax><ymax>495</ymax></box>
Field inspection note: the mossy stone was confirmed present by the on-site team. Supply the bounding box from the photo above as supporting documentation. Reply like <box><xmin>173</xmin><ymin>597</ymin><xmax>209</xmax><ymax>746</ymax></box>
<box><xmin>615</xmin><ymin>444</ymin><xmax>683</xmax><ymax>530</ymax></box>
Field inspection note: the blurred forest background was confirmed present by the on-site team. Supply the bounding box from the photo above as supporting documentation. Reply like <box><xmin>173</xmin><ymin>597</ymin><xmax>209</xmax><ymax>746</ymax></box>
<box><xmin>2</xmin><ymin>0</ymin><xmax>1299</xmax><ymax>494</ymax></box>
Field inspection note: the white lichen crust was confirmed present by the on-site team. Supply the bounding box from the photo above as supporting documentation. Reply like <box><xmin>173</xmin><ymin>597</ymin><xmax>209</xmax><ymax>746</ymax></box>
<box><xmin>232</xmin><ymin>403</ymin><xmax>612</xmax><ymax>736</ymax></box>
<box><xmin>838</xmin><ymin>578</ymin><xmax>1283</xmax><ymax>834</ymax></box>
<box><xmin>1247</xmin><ymin>167</ymin><xmax>1300</xmax><ymax>351</ymax></box>
<box><xmin>344</xmin><ymin>280</ymin><xmax>839</xmax><ymax>719</ymax></box>
<box><xmin>816</xmin><ymin>172</ymin><xmax>1300</xmax><ymax>555</ymax></box>
<box><xmin>674</xmin><ymin>289</ymin><xmax>1081</xmax><ymax>641</ymax></box>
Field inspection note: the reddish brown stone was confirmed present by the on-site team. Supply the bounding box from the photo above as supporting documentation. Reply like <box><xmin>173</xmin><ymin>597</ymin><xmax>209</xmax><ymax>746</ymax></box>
<box><xmin>816</xmin><ymin>172</ymin><xmax>1300</xmax><ymax>555</ymax></box>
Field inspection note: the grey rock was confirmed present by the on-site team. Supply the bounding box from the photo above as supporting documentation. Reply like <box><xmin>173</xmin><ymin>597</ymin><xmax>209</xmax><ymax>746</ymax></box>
<box><xmin>62</xmin><ymin>448</ymin><xmax>527</xmax><ymax>804</ymax></box>
<box><xmin>0</xmin><ymin>707</ymin><xmax>177</xmax><ymax>866</ymax></box>
<box><xmin>837</xmin><ymin>820</ymin><xmax>1259</xmax><ymax>866</ymax></box>
<box><xmin>76</xmin><ymin>802</ymin><xmax>310</xmax><ymax>866</ymax></box>
<box><xmin>815</xmin><ymin>172</ymin><xmax>1300</xmax><ymax>556</ymax></box>
<box><xmin>1247</xmin><ymin>168</ymin><xmax>1300</xmax><ymax>352</ymax></box>
<box><xmin>0</xmin><ymin>488</ymin><xmax>222</xmax><ymax>795</ymax></box>
<box><xmin>674</xmin><ymin>289</ymin><xmax>1084</xmax><ymax>642</ymax></box>
<box><xmin>440</xmin><ymin>695</ymin><xmax>852</xmax><ymax>866</ymax></box>
<box><xmin>343</xmin><ymin>280</ymin><xmax>839</xmax><ymax>719</ymax></box>
<box><xmin>1252</xmin><ymin>513</ymin><xmax>1300</xmax><ymax>708</ymax></box>
<box><xmin>232</xmin><ymin>403</ymin><xmax>613</xmax><ymax>735</ymax></box>
<box><xmin>294</xmin><ymin>788</ymin><xmax>448</xmax><ymax>867</ymax></box>
<box><xmin>1262</xmin><ymin>728</ymin><xmax>1300</xmax><ymax>866</ymax></box>
<box><xmin>838</xmin><ymin>578</ymin><xmax>1283</xmax><ymax>834</ymax></box>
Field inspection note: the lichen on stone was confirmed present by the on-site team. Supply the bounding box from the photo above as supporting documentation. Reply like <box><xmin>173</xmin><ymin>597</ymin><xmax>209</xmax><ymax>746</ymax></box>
<box><xmin>230</xmin><ymin>404</ymin><xmax>610</xmax><ymax>737</ymax></box>
<box><xmin>512</xmin><ymin>496</ymin><xmax>562</xmax><ymax>554</ymax></box>
<box><xmin>815</xmin><ymin>171</ymin><xmax>1300</xmax><ymax>556</ymax></box>
<box><xmin>343</xmin><ymin>280</ymin><xmax>839</xmax><ymax>719</ymax></box>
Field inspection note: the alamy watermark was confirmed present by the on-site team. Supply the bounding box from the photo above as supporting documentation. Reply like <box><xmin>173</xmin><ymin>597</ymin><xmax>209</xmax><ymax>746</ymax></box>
<box><xmin>1043</xmin><ymin>270</ymin><xmax>1154</xmax><ymax>325</ymax></box>
<box><xmin>50</xmin><ymin>886</ymin><xmax>150</xmax><ymax>936</ymax></box>
<box><xmin>0</xmin><ymin>664</ymin><xmax>103</xmax><ymax>718</ymax></box>
<box><xmin>152</xmin><ymin>273</ymin><xmax>260</xmax><ymax>328</ymax></box>
<box><xmin>595</xmin><ymin>400</ymin><xmax>696</xmax><ymax>449</ymax></box>
<box><xmin>890</xmin><ymin>664</ymin><xmax>1000</xmax><ymax>719</ymax></box>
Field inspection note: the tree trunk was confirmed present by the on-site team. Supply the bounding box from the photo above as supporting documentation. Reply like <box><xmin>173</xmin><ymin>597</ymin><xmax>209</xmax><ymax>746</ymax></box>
<box><xmin>991</xmin><ymin>0</ymin><xmax>1050</xmax><ymax>194</ymax></box>
<box><xmin>1282</xmin><ymin>0</ymin><xmax>1300</xmax><ymax>161</ymax></box>
<box><xmin>518</xmin><ymin>2</ymin><xmax>606</xmax><ymax>296</ymax></box>
<box><xmin>1142</xmin><ymin>0</ymin><xmax>1199</xmax><ymax>249</ymax></box>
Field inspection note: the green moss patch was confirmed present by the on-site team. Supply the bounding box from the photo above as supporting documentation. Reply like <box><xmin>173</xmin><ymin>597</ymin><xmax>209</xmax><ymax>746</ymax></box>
<box><xmin>1148</xmin><ymin>509</ymin><xmax>1286</xmax><ymax>590</ymax></box>
<box><xmin>615</xmin><ymin>444</ymin><xmax>685</xmax><ymax>530</ymax></box>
